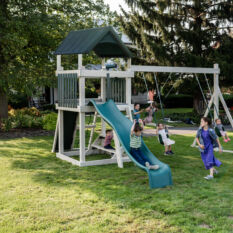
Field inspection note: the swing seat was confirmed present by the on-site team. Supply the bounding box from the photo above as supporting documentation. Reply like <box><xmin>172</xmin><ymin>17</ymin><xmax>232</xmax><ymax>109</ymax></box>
<box><xmin>215</xmin><ymin>126</ymin><xmax>222</xmax><ymax>137</ymax></box>
<box><xmin>158</xmin><ymin>134</ymin><xmax>169</xmax><ymax>145</ymax></box>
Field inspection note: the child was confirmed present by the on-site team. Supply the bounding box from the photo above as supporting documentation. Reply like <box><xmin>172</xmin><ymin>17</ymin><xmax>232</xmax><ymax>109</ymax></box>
<box><xmin>133</xmin><ymin>103</ymin><xmax>144</xmax><ymax>122</ymax></box>
<box><xmin>215</xmin><ymin>118</ymin><xmax>230</xmax><ymax>142</ymax></box>
<box><xmin>148</xmin><ymin>88</ymin><xmax>155</xmax><ymax>102</ymax></box>
<box><xmin>104</xmin><ymin>129</ymin><xmax>114</xmax><ymax>150</ymax></box>
<box><xmin>130</xmin><ymin>119</ymin><xmax>159</xmax><ymax>170</ymax></box>
<box><xmin>196</xmin><ymin>117</ymin><xmax>222</xmax><ymax>180</ymax></box>
<box><xmin>157</xmin><ymin>123</ymin><xmax>175</xmax><ymax>155</ymax></box>
<box><xmin>144</xmin><ymin>102</ymin><xmax>158</xmax><ymax>125</ymax></box>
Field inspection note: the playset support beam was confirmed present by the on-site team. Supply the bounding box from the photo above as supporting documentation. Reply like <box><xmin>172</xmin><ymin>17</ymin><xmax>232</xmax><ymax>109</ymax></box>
<box><xmin>213</xmin><ymin>64</ymin><xmax>219</xmax><ymax>120</ymax></box>
<box><xmin>56</xmin><ymin>55</ymin><xmax>63</xmax><ymax>71</ymax></box>
<box><xmin>58</xmin><ymin>110</ymin><xmax>64</xmax><ymax>153</ymax></box>
<box><xmin>79</xmin><ymin>54</ymin><xmax>86</xmax><ymax>163</ymax></box>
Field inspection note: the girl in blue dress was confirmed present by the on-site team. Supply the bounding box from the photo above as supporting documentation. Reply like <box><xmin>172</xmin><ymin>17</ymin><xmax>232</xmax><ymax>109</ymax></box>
<box><xmin>196</xmin><ymin>117</ymin><xmax>222</xmax><ymax>180</ymax></box>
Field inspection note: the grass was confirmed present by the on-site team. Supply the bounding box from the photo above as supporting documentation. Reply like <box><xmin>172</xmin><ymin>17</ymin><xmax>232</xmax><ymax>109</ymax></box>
<box><xmin>0</xmin><ymin>132</ymin><xmax>233</xmax><ymax>233</ymax></box>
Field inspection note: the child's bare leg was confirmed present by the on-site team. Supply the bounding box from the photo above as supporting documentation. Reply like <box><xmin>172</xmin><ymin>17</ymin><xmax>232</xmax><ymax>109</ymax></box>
<box><xmin>210</xmin><ymin>167</ymin><xmax>214</xmax><ymax>177</ymax></box>
<box><xmin>165</xmin><ymin>145</ymin><xmax>168</xmax><ymax>152</ymax></box>
<box><xmin>168</xmin><ymin>145</ymin><xmax>171</xmax><ymax>151</ymax></box>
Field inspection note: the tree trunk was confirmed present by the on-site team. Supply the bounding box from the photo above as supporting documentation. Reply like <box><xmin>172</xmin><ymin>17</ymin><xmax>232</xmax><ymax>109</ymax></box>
<box><xmin>0</xmin><ymin>89</ymin><xmax>8</xmax><ymax>128</ymax></box>
<box><xmin>193</xmin><ymin>92</ymin><xmax>204</xmax><ymax>115</ymax></box>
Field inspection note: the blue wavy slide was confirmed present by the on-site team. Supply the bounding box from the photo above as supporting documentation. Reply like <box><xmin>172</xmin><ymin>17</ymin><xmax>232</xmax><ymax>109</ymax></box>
<box><xmin>90</xmin><ymin>99</ymin><xmax>173</xmax><ymax>189</ymax></box>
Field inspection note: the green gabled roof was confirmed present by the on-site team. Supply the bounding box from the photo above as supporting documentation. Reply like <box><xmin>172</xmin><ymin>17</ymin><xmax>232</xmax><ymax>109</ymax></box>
<box><xmin>55</xmin><ymin>26</ymin><xmax>132</xmax><ymax>58</ymax></box>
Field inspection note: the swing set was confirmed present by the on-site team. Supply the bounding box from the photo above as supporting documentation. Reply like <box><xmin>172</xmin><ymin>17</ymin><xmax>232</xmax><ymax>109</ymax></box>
<box><xmin>132</xmin><ymin>65</ymin><xmax>233</xmax><ymax>152</ymax></box>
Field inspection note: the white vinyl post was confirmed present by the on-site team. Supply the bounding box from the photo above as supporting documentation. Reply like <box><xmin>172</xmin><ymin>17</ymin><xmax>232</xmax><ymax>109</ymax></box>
<box><xmin>213</xmin><ymin>64</ymin><xmax>219</xmax><ymax>120</ymax></box>
<box><xmin>126</xmin><ymin>58</ymin><xmax>132</xmax><ymax>106</ymax></box>
<box><xmin>127</xmin><ymin>58</ymin><xmax>131</xmax><ymax>70</ymax></box>
<box><xmin>113</xmin><ymin>131</ymin><xmax>123</xmax><ymax>168</ymax></box>
<box><xmin>101</xmin><ymin>58</ymin><xmax>106</xmax><ymax>136</ymax></box>
<box><xmin>58</xmin><ymin>110</ymin><xmax>64</xmax><ymax>153</ymax></box>
<box><xmin>126</xmin><ymin>77</ymin><xmax>131</xmax><ymax>105</ymax></box>
<box><xmin>79</xmin><ymin>55</ymin><xmax>85</xmax><ymax>163</ymax></box>
<box><xmin>218</xmin><ymin>88</ymin><xmax>233</xmax><ymax>129</ymax></box>
<box><xmin>204</xmin><ymin>95</ymin><xmax>214</xmax><ymax>117</ymax></box>
<box><xmin>57</xmin><ymin>55</ymin><xmax>63</xmax><ymax>71</ymax></box>
<box><xmin>78</xmin><ymin>54</ymin><xmax>82</xmax><ymax>70</ymax></box>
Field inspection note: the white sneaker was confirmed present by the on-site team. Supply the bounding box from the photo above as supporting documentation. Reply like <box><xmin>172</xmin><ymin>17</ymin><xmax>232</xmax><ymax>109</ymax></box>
<box><xmin>149</xmin><ymin>164</ymin><xmax>160</xmax><ymax>170</ymax></box>
<box><xmin>214</xmin><ymin>169</ymin><xmax>219</xmax><ymax>175</ymax></box>
<box><xmin>145</xmin><ymin>162</ymin><xmax>150</xmax><ymax>168</ymax></box>
<box><xmin>145</xmin><ymin>162</ymin><xmax>159</xmax><ymax>170</ymax></box>
<box><xmin>204</xmin><ymin>175</ymin><xmax>214</xmax><ymax>180</ymax></box>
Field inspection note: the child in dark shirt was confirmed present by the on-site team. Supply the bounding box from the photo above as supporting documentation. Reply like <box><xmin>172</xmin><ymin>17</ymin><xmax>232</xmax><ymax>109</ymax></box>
<box><xmin>104</xmin><ymin>129</ymin><xmax>114</xmax><ymax>150</ymax></box>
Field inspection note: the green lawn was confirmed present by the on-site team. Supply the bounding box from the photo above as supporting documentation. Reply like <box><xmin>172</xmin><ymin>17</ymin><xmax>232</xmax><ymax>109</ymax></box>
<box><xmin>0</xmin><ymin>132</ymin><xmax>233</xmax><ymax>233</ymax></box>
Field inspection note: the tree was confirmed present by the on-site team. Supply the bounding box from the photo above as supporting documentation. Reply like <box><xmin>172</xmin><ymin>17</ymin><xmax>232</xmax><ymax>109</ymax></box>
<box><xmin>0</xmin><ymin>0</ymin><xmax>117</xmax><ymax>123</ymax></box>
<box><xmin>119</xmin><ymin>0</ymin><xmax>233</xmax><ymax>113</ymax></box>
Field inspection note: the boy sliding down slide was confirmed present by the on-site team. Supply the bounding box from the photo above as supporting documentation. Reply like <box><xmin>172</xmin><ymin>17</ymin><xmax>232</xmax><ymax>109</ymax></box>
<box><xmin>130</xmin><ymin>119</ymin><xmax>160</xmax><ymax>170</ymax></box>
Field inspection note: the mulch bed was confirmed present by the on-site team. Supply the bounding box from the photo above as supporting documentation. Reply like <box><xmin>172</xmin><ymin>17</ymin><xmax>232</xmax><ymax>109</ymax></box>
<box><xmin>0</xmin><ymin>128</ymin><xmax>54</xmax><ymax>139</ymax></box>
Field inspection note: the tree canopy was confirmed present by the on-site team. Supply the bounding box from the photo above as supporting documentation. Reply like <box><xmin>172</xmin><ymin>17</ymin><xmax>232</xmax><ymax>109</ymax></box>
<box><xmin>119</xmin><ymin>0</ymin><xmax>233</xmax><ymax>93</ymax></box>
<box><xmin>0</xmin><ymin>0</ymin><xmax>117</xmax><ymax>119</ymax></box>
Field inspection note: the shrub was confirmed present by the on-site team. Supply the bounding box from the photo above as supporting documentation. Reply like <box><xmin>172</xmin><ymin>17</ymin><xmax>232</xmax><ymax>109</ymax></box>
<box><xmin>42</xmin><ymin>112</ymin><xmax>57</xmax><ymax>131</ymax></box>
<box><xmin>165</xmin><ymin>111</ymin><xmax>202</xmax><ymax>124</ymax></box>
<box><xmin>1</xmin><ymin>118</ymin><xmax>13</xmax><ymax>132</ymax></box>
<box><xmin>9</xmin><ymin>107</ymin><xmax>41</xmax><ymax>117</ymax></box>
<box><xmin>223</xmin><ymin>94</ymin><xmax>233</xmax><ymax>108</ymax></box>
<box><xmin>162</xmin><ymin>94</ymin><xmax>193</xmax><ymax>108</ymax></box>
<box><xmin>8</xmin><ymin>91</ymin><xmax>28</xmax><ymax>109</ymax></box>
<box><xmin>40</xmin><ymin>104</ymin><xmax>56</xmax><ymax>111</ymax></box>
<box><xmin>11</xmin><ymin>112</ymin><xmax>43</xmax><ymax>129</ymax></box>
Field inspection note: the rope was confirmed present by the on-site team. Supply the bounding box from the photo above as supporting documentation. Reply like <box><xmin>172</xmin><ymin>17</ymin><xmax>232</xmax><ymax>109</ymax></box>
<box><xmin>161</xmin><ymin>72</ymin><xmax>172</xmax><ymax>91</ymax></box>
<box><xmin>165</xmin><ymin>85</ymin><xmax>175</xmax><ymax>99</ymax></box>
<box><xmin>195</xmin><ymin>74</ymin><xmax>214</xmax><ymax>120</ymax></box>
<box><xmin>164</xmin><ymin>73</ymin><xmax>183</xmax><ymax>99</ymax></box>
<box><xmin>204</xmin><ymin>73</ymin><xmax>219</xmax><ymax>118</ymax></box>
<box><xmin>154</xmin><ymin>73</ymin><xmax>165</xmax><ymax>121</ymax></box>
<box><xmin>142</xmin><ymin>73</ymin><xmax>149</xmax><ymax>94</ymax></box>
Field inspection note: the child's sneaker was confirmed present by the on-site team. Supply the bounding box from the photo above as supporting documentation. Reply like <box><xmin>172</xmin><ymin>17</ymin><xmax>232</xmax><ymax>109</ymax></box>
<box><xmin>169</xmin><ymin>150</ymin><xmax>174</xmax><ymax>155</ymax></box>
<box><xmin>149</xmin><ymin>164</ymin><xmax>160</xmax><ymax>170</ymax></box>
<box><xmin>204</xmin><ymin>175</ymin><xmax>214</xmax><ymax>180</ymax></box>
<box><xmin>164</xmin><ymin>152</ymin><xmax>171</xmax><ymax>156</ymax></box>
<box><xmin>224</xmin><ymin>139</ymin><xmax>228</xmax><ymax>143</ymax></box>
<box><xmin>227</xmin><ymin>138</ymin><xmax>231</xmax><ymax>141</ymax></box>
<box><xmin>145</xmin><ymin>162</ymin><xmax>159</xmax><ymax>170</ymax></box>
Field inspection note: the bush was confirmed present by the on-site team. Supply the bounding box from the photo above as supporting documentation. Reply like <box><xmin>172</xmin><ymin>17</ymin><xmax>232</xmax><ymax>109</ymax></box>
<box><xmin>9</xmin><ymin>107</ymin><xmax>41</xmax><ymax>118</ymax></box>
<box><xmin>223</xmin><ymin>94</ymin><xmax>233</xmax><ymax>108</ymax></box>
<box><xmin>165</xmin><ymin>111</ymin><xmax>202</xmax><ymax>124</ymax></box>
<box><xmin>40</xmin><ymin>104</ymin><xmax>56</xmax><ymax>111</ymax></box>
<box><xmin>162</xmin><ymin>94</ymin><xmax>193</xmax><ymax>108</ymax></box>
<box><xmin>42</xmin><ymin>112</ymin><xmax>57</xmax><ymax>131</ymax></box>
<box><xmin>8</xmin><ymin>91</ymin><xmax>28</xmax><ymax>109</ymax></box>
<box><xmin>1</xmin><ymin>118</ymin><xmax>13</xmax><ymax>132</ymax></box>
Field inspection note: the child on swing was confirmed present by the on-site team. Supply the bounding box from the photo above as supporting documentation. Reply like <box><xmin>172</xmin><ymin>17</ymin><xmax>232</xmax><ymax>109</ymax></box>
<box><xmin>144</xmin><ymin>102</ymin><xmax>158</xmax><ymax>125</ymax></box>
<box><xmin>157</xmin><ymin>123</ymin><xmax>175</xmax><ymax>155</ymax></box>
<box><xmin>196</xmin><ymin>117</ymin><xmax>222</xmax><ymax>180</ymax></box>
<box><xmin>133</xmin><ymin>103</ymin><xmax>144</xmax><ymax>123</ymax></box>
<box><xmin>130</xmin><ymin>119</ymin><xmax>160</xmax><ymax>170</ymax></box>
<box><xmin>215</xmin><ymin>118</ymin><xmax>231</xmax><ymax>142</ymax></box>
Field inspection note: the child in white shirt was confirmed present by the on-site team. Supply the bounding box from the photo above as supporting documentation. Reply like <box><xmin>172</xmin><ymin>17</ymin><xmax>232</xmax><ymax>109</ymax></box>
<box><xmin>157</xmin><ymin>123</ymin><xmax>175</xmax><ymax>155</ymax></box>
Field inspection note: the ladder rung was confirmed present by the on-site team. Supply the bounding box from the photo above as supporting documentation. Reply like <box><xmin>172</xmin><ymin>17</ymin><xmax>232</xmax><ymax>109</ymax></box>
<box><xmin>92</xmin><ymin>144</ymin><xmax>115</xmax><ymax>153</ymax></box>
